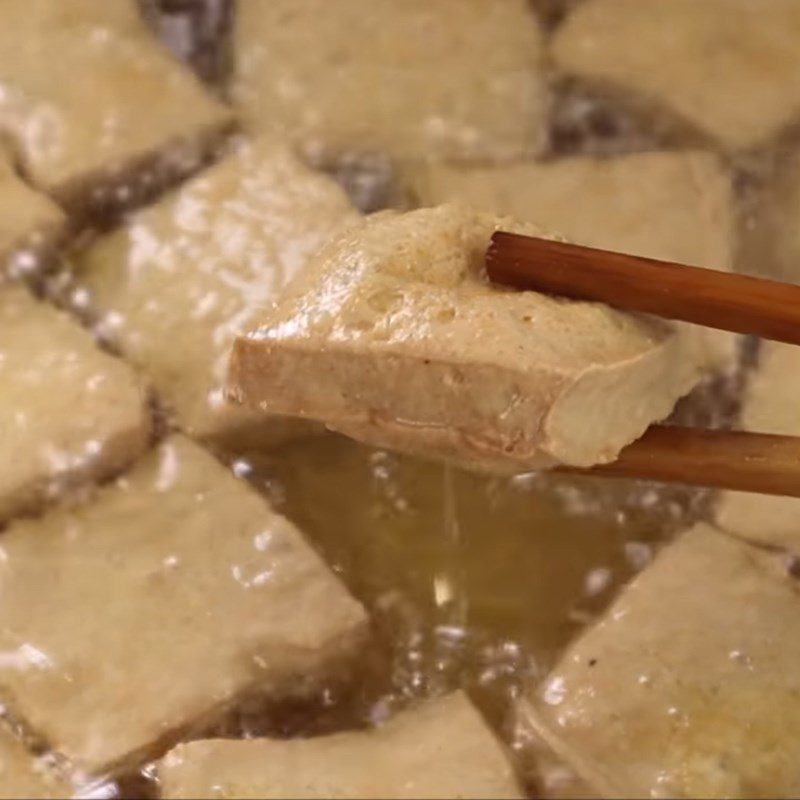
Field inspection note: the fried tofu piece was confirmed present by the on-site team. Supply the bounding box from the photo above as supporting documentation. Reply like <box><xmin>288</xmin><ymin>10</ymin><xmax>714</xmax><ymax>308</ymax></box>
<box><xmin>0</xmin><ymin>0</ymin><xmax>233</xmax><ymax>212</ymax></box>
<box><xmin>0</xmin><ymin>154</ymin><xmax>65</xmax><ymax>276</ymax></box>
<box><xmin>0</xmin><ymin>726</ymin><xmax>69</xmax><ymax>799</ymax></box>
<box><xmin>77</xmin><ymin>138</ymin><xmax>358</xmax><ymax>450</ymax></box>
<box><xmin>715</xmin><ymin>341</ymin><xmax>800</xmax><ymax>551</ymax></box>
<box><xmin>229</xmin><ymin>205</ymin><xmax>703</xmax><ymax>473</ymax></box>
<box><xmin>231</xmin><ymin>0</ymin><xmax>546</xmax><ymax>162</ymax></box>
<box><xmin>160</xmin><ymin>692</ymin><xmax>523</xmax><ymax>799</ymax></box>
<box><xmin>520</xmin><ymin>524</ymin><xmax>800</xmax><ymax>798</ymax></box>
<box><xmin>0</xmin><ymin>436</ymin><xmax>367</xmax><ymax>775</ymax></box>
<box><xmin>553</xmin><ymin>0</ymin><xmax>800</xmax><ymax>152</ymax></box>
<box><xmin>403</xmin><ymin>151</ymin><xmax>735</xmax><ymax>370</ymax></box>
<box><xmin>0</xmin><ymin>285</ymin><xmax>149</xmax><ymax>523</ymax></box>
<box><xmin>404</xmin><ymin>153</ymin><xmax>732</xmax><ymax>274</ymax></box>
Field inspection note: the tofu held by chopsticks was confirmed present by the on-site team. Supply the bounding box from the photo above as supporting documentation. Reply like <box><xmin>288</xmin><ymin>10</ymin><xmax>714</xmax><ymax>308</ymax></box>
<box><xmin>229</xmin><ymin>205</ymin><xmax>707</xmax><ymax>473</ymax></box>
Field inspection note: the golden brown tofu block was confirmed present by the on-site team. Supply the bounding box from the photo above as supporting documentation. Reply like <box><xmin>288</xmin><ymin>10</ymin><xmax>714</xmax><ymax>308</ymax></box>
<box><xmin>0</xmin><ymin>436</ymin><xmax>367</xmax><ymax>776</ymax></box>
<box><xmin>230</xmin><ymin>205</ymin><xmax>703</xmax><ymax>472</ymax></box>
<box><xmin>160</xmin><ymin>692</ymin><xmax>523</xmax><ymax>800</ymax></box>
<box><xmin>404</xmin><ymin>152</ymin><xmax>732</xmax><ymax>274</ymax></box>
<box><xmin>0</xmin><ymin>726</ymin><xmax>69</xmax><ymax>799</ymax></box>
<box><xmin>0</xmin><ymin>154</ymin><xmax>65</xmax><ymax>277</ymax></box>
<box><xmin>520</xmin><ymin>524</ymin><xmax>800</xmax><ymax>798</ymax></box>
<box><xmin>77</xmin><ymin>138</ymin><xmax>358</xmax><ymax>450</ymax></box>
<box><xmin>403</xmin><ymin>151</ymin><xmax>735</xmax><ymax>370</ymax></box>
<box><xmin>715</xmin><ymin>341</ymin><xmax>800</xmax><ymax>551</ymax></box>
<box><xmin>553</xmin><ymin>0</ymin><xmax>800</xmax><ymax>151</ymax></box>
<box><xmin>0</xmin><ymin>285</ymin><xmax>150</xmax><ymax>523</ymax></box>
<box><xmin>232</xmin><ymin>0</ymin><xmax>546</xmax><ymax>162</ymax></box>
<box><xmin>0</xmin><ymin>0</ymin><xmax>233</xmax><ymax>211</ymax></box>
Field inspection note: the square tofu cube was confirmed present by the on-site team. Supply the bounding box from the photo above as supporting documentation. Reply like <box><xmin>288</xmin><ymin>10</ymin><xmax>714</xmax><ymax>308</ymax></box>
<box><xmin>77</xmin><ymin>138</ymin><xmax>358</xmax><ymax>450</ymax></box>
<box><xmin>0</xmin><ymin>154</ymin><xmax>65</xmax><ymax>277</ymax></box>
<box><xmin>553</xmin><ymin>0</ymin><xmax>800</xmax><ymax>152</ymax></box>
<box><xmin>715</xmin><ymin>341</ymin><xmax>800</xmax><ymax>552</ymax></box>
<box><xmin>229</xmin><ymin>205</ymin><xmax>703</xmax><ymax>472</ymax></box>
<box><xmin>0</xmin><ymin>726</ymin><xmax>70</xmax><ymax>799</ymax></box>
<box><xmin>0</xmin><ymin>0</ymin><xmax>233</xmax><ymax>211</ymax></box>
<box><xmin>160</xmin><ymin>692</ymin><xmax>523</xmax><ymax>799</ymax></box>
<box><xmin>402</xmin><ymin>151</ymin><xmax>735</xmax><ymax>369</ymax></box>
<box><xmin>0</xmin><ymin>436</ymin><xmax>367</xmax><ymax>775</ymax></box>
<box><xmin>232</xmin><ymin>0</ymin><xmax>546</xmax><ymax>162</ymax></box>
<box><xmin>404</xmin><ymin>152</ymin><xmax>732</xmax><ymax>274</ymax></box>
<box><xmin>519</xmin><ymin>524</ymin><xmax>800</xmax><ymax>798</ymax></box>
<box><xmin>0</xmin><ymin>285</ymin><xmax>149</xmax><ymax>523</ymax></box>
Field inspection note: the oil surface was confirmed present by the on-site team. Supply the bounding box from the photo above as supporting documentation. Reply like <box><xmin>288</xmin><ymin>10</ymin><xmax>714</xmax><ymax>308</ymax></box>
<box><xmin>233</xmin><ymin>433</ymin><xmax>704</xmax><ymax>749</ymax></box>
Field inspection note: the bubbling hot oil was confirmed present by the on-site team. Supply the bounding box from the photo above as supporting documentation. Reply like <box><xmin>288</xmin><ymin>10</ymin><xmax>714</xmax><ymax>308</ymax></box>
<box><xmin>228</xmin><ymin>433</ymin><xmax>707</xmax><ymax>756</ymax></box>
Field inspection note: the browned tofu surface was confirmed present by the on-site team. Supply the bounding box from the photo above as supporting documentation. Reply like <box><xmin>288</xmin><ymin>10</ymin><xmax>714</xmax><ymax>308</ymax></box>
<box><xmin>232</xmin><ymin>0</ymin><xmax>546</xmax><ymax>162</ymax></box>
<box><xmin>0</xmin><ymin>0</ymin><xmax>233</xmax><ymax>210</ymax></box>
<box><xmin>521</xmin><ymin>524</ymin><xmax>800</xmax><ymax>798</ymax></box>
<box><xmin>553</xmin><ymin>0</ymin><xmax>800</xmax><ymax>151</ymax></box>
<box><xmin>0</xmin><ymin>436</ymin><xmax>367</xmax><ymax>775</ymax></box>
<box><xmin>160</xmin><ymin>693</ymin><xmax>523</xmax><ymax>799</ymax></box>
<box><xmin>402</xmin><ymin>151</ymin><xmax>735</xmax><ymax>370</ymax></box>
<box><xmin>0</xmin><ymin>285</ymin><xmax>150</xmax><ymax>523</ymax></box>
<box><xmin>230</xmin><ymin>205</ymin><xmax>703</xmax><ymax>472</ymax></box>
<box><xmin>77</xmin><ymin>138</ymin><xmax>358</xmax><ymax>450</ymax></box>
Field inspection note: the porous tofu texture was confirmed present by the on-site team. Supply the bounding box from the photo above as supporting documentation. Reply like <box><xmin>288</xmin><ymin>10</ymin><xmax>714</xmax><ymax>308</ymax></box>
<box><xmin>0</xmin><ymin>285</ymin><xmax>149</xmax><ymax>523</ymax></box>
<box><xmin>0</xmin><ymin>154</ymin><xmax>65</xmax><ymax>276</ymax></box>
<box><xmin>232</xmin><ymin>0</ymin><xmax>546</xmax><ymax>162</ymax></box>
<box><xmin>553</xmin><ymin>0</ymin><xmax>800</xmax><ymax>152</ymax></box>
<box><xmin>0</xmin><ymin>0</ymin><xmax>233</xmax><ymax>208</ymax></box>
<box><xmin>520</xmin><ymin>524</ymin><xmax>800</xmax><ymax>798</ymax></box>
<box><xmin>160</xmin><ymin>692</ymin><xmax>523</xmax><ymax>800</ymax></box>
<box><xmin>715</xmin><ymin>341</ymin><xmax>800</xmax><ymax>552</ymax></box>
<box><xmin>230</xmin><ymin>205</ymin><xmax>703</xmax><ymax>472</ymax></box>
<box><xmin>77</xmin><ymin>138</ymin><xmax>358</xmax><ymax>450</ymax></box>
<box><xmin>402</xmin><ymin>151</ymin><xmax>735</xmax><ymax>370</ymax></box>
<box><xmin>0</xmin><ymin>725</ymin><xmax>69</xmax><ymax>800</ymax></box>
<box><xmin>0</xmin><ymin>436</ymin><xmax>367</xmax><ymax>775</ymax></box>
<box><xmin>404</xmin><ymin>152</ymin><xmax>732</xmax><ymax>274</ymax></box>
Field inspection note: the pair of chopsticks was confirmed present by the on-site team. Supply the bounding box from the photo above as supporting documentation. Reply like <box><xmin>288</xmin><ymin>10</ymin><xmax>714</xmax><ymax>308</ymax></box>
<box><xmin>485</xmin><ymin>232</ymin><xmax>800</xmax><ymax>498</ymax></box>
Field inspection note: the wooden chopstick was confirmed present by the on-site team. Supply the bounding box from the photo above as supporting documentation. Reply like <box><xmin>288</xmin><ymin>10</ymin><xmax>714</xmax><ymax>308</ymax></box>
<box><xmin>486</xmin><ymin>231</ymin><xmax>800</xmax><ymax>345</ymax></box>
<box><xmin>485</xmin><ymin>231</ymin><xmax>800</xmax><ymax>496</ymax></box>
<box><xmin>558</xmin><ymin>425</ymin><xmax>800</xmax><ymax>497</ymax></box>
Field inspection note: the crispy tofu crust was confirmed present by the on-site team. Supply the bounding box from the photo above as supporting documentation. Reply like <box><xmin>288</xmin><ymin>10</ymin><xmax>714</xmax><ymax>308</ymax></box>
<box><xmin>401</xmin><ymin>151</ymin><xmax>736</xmax><ymax>371</ymax></box>
<box><xmin>0</xmin><ymin>0</ymin><xmax>234</xmax><ymax>217</ymax></box>
<box><xmin>230</xmin><ymin>205</ymin><xmax>703</xmax><ymax>472</ymax></box>
<box><xmin>0</xmin><ymin>436</ymin><xmax>367</xmax><ymax>775</ymax></box>
<box><xmin>77</xmin><ymin>137</ymin><xmax>358</xmax><ymax>450</ymax></box>
<box><xmin>160</xmin><ymin>692</ymin><xmax>523</xmax><ymax>799</ymax></box>
<box><xmin>0</xmin><ymin>285</ymin><xmax>150</xmax><ymax>523</ymax></box>
<box><xmin>521</xmin><ymin>524</ymin><xmax>800</xmax><ymax>798</ymax></box>
<box><xmin>232</xmin><ymin>0</ymin><xmax>546</xmax><ymax>162</ymax></box>
<box><xmin>553</xmin><ymin>0</ymin><xmax>800</xmax><ymax>152</ymax></box>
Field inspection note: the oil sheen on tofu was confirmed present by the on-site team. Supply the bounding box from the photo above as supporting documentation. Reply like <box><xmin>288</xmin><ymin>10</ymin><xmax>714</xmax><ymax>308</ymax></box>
<box><xmin>230</xmin><ymin>205</ymin><xmax>705</xmax><ymax>472</ymax></box>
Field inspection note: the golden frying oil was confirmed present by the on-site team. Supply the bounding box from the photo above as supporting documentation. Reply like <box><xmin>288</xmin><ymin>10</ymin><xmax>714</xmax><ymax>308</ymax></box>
<box><xmin>232</xmin><ymin>432</ymin><xmax>706</xmax><ymax>746</ymax></box>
